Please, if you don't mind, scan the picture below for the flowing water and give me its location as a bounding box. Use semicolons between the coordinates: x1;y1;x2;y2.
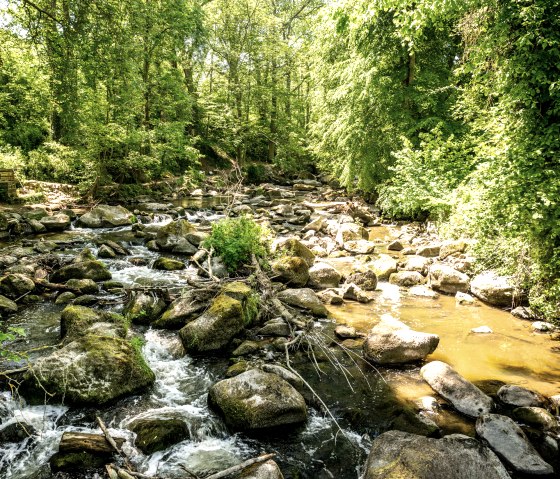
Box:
1;200;559;478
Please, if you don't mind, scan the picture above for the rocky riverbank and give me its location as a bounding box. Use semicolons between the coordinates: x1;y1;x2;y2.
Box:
0;175;559;478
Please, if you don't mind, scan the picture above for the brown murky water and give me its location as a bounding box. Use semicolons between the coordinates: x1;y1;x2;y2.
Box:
327;272;560;398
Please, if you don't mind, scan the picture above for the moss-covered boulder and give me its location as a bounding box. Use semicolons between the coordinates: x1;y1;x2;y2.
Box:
55;291;76;305
153;291;206;329
123;292;166;325
22;334;155;405
155;219;198;254
222;281;252;301
0;273;35;299
271;256;309;287
179;294;247;353
0;294;18;315
239;460;285;479
76;205;134;228
65;278;100;295
51;260;112;283
153;257;185;271
208;369;307;431
60;305;127;340
129;417;189;454
273;237;315;266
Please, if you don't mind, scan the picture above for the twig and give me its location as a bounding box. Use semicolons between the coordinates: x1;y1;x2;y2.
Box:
203;453;276;479
96;416;125;457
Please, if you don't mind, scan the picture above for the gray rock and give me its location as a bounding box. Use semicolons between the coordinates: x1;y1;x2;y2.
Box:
363;430;511;479
429;264;469;294
497;384;547;408
239;460;284;479
456;292;477;305
401;255;432;276
346;269;378;291
155;219;199;254
417;244;441;257
370;255;398;281
387;240;404;251
258;318;290;337
51;260;111;283
208;369;307;431
470;271;515;307
341;283;372;303
308;262;342;289
511;306;535;320
97;244;116;258
0;294;18;314
77;205;134;228
40;214;71;232
532;321;556;332
65;279;99;295
471;326;493;334
409;285;439;298
364;319;439;364
276;288;328;317
512;407;557;430
389;271;425;287
28;219;47;233
153;291;205;329
421;361;493;417
272;237;315;266
335;223;368;245
439;239;467;259
344;239;375;254
123;292;166;325
476;413;553;475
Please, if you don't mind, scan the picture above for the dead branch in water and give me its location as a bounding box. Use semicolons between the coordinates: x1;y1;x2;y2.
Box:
203;453;276;479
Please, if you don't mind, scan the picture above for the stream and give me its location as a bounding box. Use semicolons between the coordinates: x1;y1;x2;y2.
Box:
1;187;559;479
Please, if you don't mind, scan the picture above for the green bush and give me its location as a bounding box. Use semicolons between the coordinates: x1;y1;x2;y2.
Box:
204;216;270;272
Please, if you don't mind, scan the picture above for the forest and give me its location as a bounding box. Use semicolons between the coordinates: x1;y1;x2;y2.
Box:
0;0;559;317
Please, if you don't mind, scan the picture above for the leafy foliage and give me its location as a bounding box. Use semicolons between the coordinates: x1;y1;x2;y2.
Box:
204;216;270;272
0;327;26;361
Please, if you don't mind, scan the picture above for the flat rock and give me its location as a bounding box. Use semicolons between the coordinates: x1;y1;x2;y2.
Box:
276;288;328;317
363;430;511;479
420;361;493;417
476;413;553;475
76;205;134;228
497;384;547;408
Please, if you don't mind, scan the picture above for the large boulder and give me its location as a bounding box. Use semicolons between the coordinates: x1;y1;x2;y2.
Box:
155;219;199;254
429;264;470;295
470;271;515;307
179;294;247;353
271;256;309;287
208;369;307;431
0;273;35;299
420;361;493;418
40;214;71;232
308;262;342;289
123;292;167;325
76;205;134;228
497;384;547;408
22;334;155;405
363;318;439;364
476;413;553;475
401;256;432;276
153;257;185;271
363;430;511;479
512;407;557;430
51;260;111;283
153;291;205;329
276;288;328;317
273;237;315;266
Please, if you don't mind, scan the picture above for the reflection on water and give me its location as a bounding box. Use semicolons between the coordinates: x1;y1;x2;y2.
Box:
328;282;560;397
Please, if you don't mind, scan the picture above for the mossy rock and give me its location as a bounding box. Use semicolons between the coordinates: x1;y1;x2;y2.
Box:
60;305;126;340
76;205;134;228
50;451;110;472
0;273;35;299
51;260;112;283
153;257;186;271
208;369;308;431
66;279;99;295
123;292;166;325
271;256;309;287
222;281;252;301
155;219;198;253
276;238;315;267
0;294;18;314
129;418;189;455
22;333;155;405
179;294;245;353
153;291;205;329
55;291;76;305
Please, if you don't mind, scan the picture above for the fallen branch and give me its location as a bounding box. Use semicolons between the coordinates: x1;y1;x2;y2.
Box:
96;416;125;457
203;453;276;479
35;278;81;293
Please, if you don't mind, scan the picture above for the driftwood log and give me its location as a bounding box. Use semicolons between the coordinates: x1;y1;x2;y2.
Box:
58;431;125;455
